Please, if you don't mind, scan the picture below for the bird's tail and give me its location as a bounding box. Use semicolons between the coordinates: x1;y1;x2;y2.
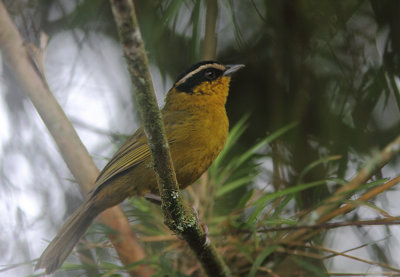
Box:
35;200;100;274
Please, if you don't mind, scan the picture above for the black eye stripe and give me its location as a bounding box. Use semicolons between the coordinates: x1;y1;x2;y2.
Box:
205;69;217;80
176;68;223;92
174;61;222;84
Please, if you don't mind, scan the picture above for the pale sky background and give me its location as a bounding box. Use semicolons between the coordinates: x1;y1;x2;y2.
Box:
0;29;171;276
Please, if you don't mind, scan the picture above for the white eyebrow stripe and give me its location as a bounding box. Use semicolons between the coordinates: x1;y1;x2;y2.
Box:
175;63;226;87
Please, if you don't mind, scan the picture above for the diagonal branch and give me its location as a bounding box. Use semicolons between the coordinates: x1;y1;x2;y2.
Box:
0;2;151;276
109;0;230;276
317;134;400;218
257;216;400;233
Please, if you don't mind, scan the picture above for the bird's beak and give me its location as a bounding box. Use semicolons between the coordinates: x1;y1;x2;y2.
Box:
223;64;245;76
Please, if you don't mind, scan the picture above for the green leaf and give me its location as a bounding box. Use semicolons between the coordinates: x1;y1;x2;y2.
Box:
215;121;297;185
388;73;400;111
123;259;150;271
60;262;89;271
238;189;254;209
88;222;118;236
342;199;392;217
162;0;185;24
252;180;327;207
231;121;298;172
248;245;279;277
245;203;267;227
215;175;255;197
332;178;388;199
262;217;297;225
272;195;294;217
99;261;123;270
234;242;254;262
246;181;327;225
327;177;348;185
211;115;248;172
129;198;151;212
226;0;246;48
291;256;329;277
297;155;342;184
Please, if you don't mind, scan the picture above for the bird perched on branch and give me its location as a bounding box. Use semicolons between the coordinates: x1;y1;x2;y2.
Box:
35;61;244;274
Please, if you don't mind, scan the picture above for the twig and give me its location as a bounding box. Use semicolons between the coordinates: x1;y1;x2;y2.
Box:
257;217;400;232
284;134;400;243
0;2;150;276
109;0;230;276
284;175;400;244
282;241;400;273
326;273;400;276
318;175;400;223
318;135;400;217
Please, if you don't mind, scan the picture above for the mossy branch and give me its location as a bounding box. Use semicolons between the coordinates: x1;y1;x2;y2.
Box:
0;1;150;276
109;0;230;276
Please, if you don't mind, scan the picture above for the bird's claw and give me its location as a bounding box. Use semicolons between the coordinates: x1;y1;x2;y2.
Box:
144;193;162;205
192;207;210;246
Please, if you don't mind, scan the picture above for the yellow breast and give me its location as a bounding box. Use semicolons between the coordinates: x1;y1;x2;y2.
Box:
163;77;230;187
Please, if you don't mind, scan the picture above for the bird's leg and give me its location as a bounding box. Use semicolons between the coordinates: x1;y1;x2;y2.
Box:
192;207;210;246
145;193;210;245
144;193;162;205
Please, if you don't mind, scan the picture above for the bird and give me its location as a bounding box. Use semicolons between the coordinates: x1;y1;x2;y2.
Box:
35;61;244;274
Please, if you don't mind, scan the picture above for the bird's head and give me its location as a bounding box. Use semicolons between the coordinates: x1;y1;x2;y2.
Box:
165;61;244;107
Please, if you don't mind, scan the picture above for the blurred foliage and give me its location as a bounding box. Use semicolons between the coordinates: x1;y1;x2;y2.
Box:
3;0;400;276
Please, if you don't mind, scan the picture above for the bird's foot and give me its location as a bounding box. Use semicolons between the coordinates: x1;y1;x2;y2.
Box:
192;207;210;246
144;193;162;205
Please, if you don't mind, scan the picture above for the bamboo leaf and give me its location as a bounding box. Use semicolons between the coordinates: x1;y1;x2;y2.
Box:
232;121;298;171
216;121;297;184
298;155;342;184
272;195;294;217
238;189;254;209
262;217;297;225
246;181;327;225
290;256;329;277
248;245;279;277
162;0;185;24
253;180;327;207
215;175;255;197
211;115;248;172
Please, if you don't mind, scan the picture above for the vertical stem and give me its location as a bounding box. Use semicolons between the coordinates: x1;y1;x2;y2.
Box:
203;0;218;60
109;0;230;276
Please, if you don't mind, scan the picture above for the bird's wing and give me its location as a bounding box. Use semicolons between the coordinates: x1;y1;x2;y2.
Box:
94;128;149;187
95;127;176;188
92;109;186;196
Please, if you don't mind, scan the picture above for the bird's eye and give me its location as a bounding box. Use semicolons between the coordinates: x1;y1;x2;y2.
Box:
204;69;216;80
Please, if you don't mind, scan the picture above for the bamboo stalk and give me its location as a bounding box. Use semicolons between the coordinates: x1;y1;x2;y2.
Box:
202;0;218;60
